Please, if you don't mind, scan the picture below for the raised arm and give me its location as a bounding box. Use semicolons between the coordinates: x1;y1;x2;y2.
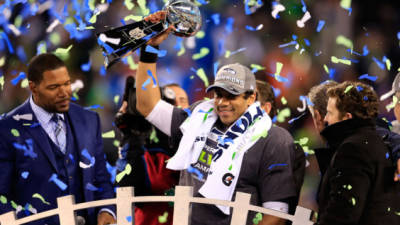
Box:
136;11;173;117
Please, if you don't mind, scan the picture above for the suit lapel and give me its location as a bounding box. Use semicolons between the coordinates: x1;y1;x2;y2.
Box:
20;101;59;173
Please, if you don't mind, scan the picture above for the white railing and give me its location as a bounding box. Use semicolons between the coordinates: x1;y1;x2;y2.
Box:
0;186;314;225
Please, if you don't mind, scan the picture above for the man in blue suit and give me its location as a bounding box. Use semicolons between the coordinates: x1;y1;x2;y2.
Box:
0;53;116;225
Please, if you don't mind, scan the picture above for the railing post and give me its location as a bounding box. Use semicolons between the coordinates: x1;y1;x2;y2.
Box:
172;186;193;225
230;192;251;225
0;211;18;225
57;195;77;225
292;206;313;225
116;186;134;225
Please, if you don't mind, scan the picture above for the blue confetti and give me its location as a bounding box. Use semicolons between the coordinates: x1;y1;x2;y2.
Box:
48;173;68;191
211;13;220;25
271;86;281;97
292;34;298;40
86;182;102;192
288;112;306;124
69;154;75;164
30;123;40;128
106;161;116;183
363;96;368;101
268;163;287;170
329;68;336;79
84;104;104;110
358;74;377;81
13;139;37;159
147;70;157;87
187;165;203;180
21;171;29;179
397;32;400;40
346;49;361;56
225;17;234;34
386;152;390;159
304;39;311;46
145;45;167;57
126;216;132;222
17;46;27;62
316;20;325;32
100;66;106;76
356;85;364;92
244;0;252;15
278;41;297;48
80;60;91;72
174;37;183;50
362;45;369;56
268;73;289;83
81;149;95;165
11;72;26;86
301;0;307;13
183;108;192;117
213;61;219;77
97;38;114;54
372;57;385;70
0;32;14;53
141;78;151;90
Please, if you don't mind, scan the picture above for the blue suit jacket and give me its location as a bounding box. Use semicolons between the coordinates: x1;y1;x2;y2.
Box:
0;100;115;224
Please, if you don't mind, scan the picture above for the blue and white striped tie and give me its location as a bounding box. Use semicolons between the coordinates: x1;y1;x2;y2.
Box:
52;114;66;154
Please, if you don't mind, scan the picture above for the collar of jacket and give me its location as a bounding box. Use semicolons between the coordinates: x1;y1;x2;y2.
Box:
320;118;376;150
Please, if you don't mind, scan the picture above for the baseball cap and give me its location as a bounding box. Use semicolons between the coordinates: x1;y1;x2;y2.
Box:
380;72;400;101
206;63;256;95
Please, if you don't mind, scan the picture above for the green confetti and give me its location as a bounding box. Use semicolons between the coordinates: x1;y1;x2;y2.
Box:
114;95;120;105
386;58;392;71
192;47;210;60
196;68;209;87
395;211;400;216
124;15;143;22
102;130;115;138
0;56;5;67
53;45;73;59
195;30;205;39
340;0;352;9
11;129;20;137
11;200;18;209
250;64;265;71
251;129;268;142
224;50;231;58
158;212;168;223
232;152;236;159
0;76;4;91
344;85;353;93
37;41;47;54
72;92;79;101
150;127;159;143
21;78;29;88
138;0;149;15
276;108;291;123
127;55;138;70
323;64;329;74
275;62;283;76
386;96;398;112
124;0;135;10
88;0;96;10
0;195;7;204
113;140;120;147
281;96;287;105
49;33;61;46
89;11;101;24
253;212;263;225
343;184;352;190
202;108;214;122
336;35;353;50
302;146;315;155
32;193;50;205
331;56;351;65
351;197;356;206
295;137;309;146
228;164;232;171
14;15;23;28
177;42;185;56
116;163;132;183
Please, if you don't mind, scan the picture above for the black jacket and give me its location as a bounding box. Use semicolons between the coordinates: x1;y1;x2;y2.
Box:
316;118;400;225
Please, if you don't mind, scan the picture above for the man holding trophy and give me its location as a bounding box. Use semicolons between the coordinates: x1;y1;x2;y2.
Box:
98;1;297;224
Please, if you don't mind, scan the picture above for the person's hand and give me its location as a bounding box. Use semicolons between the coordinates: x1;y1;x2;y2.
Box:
144;11;174;46
394;159;400;182
97;211;116;225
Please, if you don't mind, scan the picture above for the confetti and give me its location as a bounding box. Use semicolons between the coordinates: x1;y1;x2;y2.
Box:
386;96;398;112
0;195;7;204
11;129;20;137
32;193;50;205
53;45;73;58
331;56;351;65
316;20;325;32
245;24;263;31
276;108;291;123
0;31;14;53
271;1;285;19
80;149;96;169
102;130;115;138
48;174;68;191
288;112;307;124
211;13;220;25
297;11;311;28
116;163;132;183
281;97;287;105
21;171;29;179
195;30;205;39
358;74;377;82
11;72;26;86
344;85;353;93
187;165;203;180
81;60;91;72
251;129;268;141
124;0;135;10
336;35;353;50
86;182;102;191
158;212;168;223
13;139;37;159
145;45;167;57
196;68;209;87
268;163;287;170
149;128;159;143
192;47;210;60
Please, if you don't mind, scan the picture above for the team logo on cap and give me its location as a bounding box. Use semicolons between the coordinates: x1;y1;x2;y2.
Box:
223;68;237;75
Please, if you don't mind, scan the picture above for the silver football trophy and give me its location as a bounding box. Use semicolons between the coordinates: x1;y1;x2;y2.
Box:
97;0;202;68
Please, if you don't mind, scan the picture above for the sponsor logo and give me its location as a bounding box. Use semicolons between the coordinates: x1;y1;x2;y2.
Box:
222;173;235;186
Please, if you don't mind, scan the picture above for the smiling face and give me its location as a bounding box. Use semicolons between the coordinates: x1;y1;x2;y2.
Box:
29;66;72;113
214;88;256;126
